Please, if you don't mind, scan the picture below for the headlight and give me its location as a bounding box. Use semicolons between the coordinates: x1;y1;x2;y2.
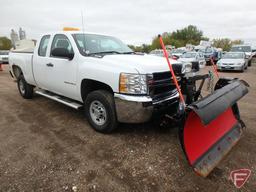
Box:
182;63;192;73
237;62;245;66
119;73;149;95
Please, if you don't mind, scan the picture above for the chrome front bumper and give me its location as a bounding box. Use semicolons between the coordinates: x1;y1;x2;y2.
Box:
114;92;179;123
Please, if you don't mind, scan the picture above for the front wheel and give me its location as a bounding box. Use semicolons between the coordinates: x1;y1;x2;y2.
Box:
85;90;118;133
17;75;34;99
240;65;245;73
248;60;252;67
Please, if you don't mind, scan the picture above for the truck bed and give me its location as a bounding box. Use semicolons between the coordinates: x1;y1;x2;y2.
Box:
9;51;36;86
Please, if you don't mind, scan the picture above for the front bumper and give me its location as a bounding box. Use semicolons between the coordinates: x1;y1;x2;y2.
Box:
217;65;244;71
0;57;9;64
114;92;179;123
0;61;8;64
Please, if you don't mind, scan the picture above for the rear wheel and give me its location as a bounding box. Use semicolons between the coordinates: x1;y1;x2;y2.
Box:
85;90;118;133
17;75;34;99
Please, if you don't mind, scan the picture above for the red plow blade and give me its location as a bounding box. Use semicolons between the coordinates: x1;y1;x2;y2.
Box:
183;107;243;177
180;80;248;177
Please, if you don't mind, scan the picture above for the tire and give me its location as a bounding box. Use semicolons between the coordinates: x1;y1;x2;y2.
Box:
248;60;251;67
240;66;245;73
85;90;118;133
17;75;34;99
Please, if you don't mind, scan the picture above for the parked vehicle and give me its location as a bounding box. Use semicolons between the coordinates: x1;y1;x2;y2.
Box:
178;51;206;68
149;49;164;57
149;49;176;59
231;45;253;66
0;50;9;64
199;47;218;64
217;52;248;72
171;49;186;59
252;46;256;57
9;31;249;177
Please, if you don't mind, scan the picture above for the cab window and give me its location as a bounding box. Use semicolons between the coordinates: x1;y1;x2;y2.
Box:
38;35;50;56
50;34;74;57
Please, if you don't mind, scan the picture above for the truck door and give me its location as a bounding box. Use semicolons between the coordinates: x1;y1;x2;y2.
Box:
33;34;52;90
45;34;78;100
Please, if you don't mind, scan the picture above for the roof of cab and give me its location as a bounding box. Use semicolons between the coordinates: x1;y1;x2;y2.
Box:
41;31;113;37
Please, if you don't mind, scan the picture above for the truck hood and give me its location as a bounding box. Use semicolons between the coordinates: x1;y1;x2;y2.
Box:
99;54;183;74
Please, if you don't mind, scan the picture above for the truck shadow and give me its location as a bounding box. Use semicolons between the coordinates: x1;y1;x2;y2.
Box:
32;93;179;138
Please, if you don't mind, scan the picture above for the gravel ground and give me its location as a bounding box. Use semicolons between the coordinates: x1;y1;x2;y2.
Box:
0;62;255;192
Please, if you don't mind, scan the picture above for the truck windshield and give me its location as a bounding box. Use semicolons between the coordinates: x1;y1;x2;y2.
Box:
72;34;133;56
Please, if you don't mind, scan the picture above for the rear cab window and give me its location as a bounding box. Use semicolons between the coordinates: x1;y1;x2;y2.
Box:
38;35;50;56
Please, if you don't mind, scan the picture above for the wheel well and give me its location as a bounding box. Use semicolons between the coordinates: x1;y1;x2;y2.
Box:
12;65;23;79
81;79;114;101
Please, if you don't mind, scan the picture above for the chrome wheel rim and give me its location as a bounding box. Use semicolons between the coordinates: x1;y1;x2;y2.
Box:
19;80;25;95
89;100;107;126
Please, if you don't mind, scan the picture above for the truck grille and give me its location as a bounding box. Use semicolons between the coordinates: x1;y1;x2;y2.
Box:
149;71;181;103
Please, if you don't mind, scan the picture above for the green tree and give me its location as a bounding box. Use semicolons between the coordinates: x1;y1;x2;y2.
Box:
213;38;232;51
150;25;206;50
171;25;203;46
212;38;244;51
0;37;12;50
128;44;152;53
231;39;244;46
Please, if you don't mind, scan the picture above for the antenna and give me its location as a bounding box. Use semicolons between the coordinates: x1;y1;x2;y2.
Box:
81;10;87;54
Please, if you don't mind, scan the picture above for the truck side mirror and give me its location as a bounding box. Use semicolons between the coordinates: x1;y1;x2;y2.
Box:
51;48;74;60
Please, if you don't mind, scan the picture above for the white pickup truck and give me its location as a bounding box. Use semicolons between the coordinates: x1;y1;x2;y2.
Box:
9;31;192;133
9;31;249;177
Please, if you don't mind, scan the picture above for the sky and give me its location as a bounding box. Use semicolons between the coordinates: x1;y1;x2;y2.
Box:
0;0;256;45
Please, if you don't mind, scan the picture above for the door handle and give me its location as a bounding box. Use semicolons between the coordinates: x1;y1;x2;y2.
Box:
46;63;54;67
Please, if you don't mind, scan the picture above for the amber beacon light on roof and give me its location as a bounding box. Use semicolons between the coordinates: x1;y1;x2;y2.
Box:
63;27;80;31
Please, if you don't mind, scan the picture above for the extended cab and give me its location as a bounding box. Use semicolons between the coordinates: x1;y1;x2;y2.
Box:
9;31;192;133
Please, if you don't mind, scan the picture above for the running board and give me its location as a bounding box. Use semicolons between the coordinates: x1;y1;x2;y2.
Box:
35;90;83;110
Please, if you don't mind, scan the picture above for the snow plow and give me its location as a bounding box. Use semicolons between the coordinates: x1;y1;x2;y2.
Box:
159;35;249;177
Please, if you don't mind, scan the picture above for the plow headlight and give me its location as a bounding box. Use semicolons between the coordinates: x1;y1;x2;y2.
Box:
119;73;148;95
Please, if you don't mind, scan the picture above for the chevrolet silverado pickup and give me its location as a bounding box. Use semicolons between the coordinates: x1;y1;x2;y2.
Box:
9;31;191;133
9;31;249;177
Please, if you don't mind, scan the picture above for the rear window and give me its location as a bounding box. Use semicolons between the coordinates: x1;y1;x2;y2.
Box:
231;46;252;52
38;35;50;56
222;52;244;59
181;52;197;58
